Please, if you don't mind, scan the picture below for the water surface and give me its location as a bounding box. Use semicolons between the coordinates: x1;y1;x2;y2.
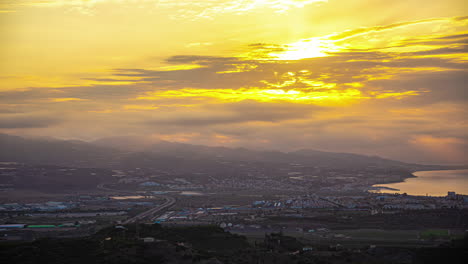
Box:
110;195;154;200
372;169;468;196
180;191;204;196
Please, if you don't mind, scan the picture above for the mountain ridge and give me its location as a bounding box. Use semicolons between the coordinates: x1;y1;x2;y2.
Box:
0;133;462;170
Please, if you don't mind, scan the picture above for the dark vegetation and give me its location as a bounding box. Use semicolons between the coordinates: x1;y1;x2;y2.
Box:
269;209;468;229
1;224;467;264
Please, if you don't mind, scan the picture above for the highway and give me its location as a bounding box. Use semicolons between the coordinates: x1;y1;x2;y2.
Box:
97;182;176;224
122;195;176;224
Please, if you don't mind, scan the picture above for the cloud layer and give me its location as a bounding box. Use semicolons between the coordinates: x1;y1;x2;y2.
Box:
1;1;467;164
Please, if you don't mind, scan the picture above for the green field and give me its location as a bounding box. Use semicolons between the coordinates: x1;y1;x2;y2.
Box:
419;229;461;240
337;229;419;240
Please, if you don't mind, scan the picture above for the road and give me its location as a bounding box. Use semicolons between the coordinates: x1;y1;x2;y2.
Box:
122;195;176;224
97;182;176;224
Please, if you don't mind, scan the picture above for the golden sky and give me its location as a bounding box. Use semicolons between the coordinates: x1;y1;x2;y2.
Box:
0;0;467;164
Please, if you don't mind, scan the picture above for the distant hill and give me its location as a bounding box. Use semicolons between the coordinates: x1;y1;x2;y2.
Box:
0;133;455;170
289;149;408;167
0;133;119;168
94;135;416;169
92;136;155;151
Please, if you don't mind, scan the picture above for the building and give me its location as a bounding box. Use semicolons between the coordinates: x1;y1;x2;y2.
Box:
142;237;155;243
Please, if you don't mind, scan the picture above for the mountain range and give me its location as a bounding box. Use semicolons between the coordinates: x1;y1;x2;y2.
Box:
0;133;458;171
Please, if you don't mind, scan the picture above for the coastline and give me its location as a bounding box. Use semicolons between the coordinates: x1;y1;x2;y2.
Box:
370;169;468;196
368;165;468;193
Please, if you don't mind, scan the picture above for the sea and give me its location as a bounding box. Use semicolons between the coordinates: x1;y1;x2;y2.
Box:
371;169;468;196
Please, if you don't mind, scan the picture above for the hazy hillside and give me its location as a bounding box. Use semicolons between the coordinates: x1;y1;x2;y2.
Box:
0;133;451;170
94;135;417;169
0;133;119;167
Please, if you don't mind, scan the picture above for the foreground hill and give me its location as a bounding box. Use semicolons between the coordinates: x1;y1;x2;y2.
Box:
1;224;466;264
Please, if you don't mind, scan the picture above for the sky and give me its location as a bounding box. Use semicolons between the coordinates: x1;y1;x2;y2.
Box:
0;0;467;164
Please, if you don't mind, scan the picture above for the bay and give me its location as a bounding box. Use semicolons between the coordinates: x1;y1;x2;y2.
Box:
371;169;468;196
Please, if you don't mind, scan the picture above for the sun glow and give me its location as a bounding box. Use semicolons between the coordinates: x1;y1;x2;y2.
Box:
135;87;421;106
268;37;342;60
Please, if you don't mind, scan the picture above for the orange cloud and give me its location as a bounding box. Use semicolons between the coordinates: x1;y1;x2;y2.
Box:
50;98;87;102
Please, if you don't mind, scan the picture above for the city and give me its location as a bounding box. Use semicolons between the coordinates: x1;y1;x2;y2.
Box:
1;152;466;251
